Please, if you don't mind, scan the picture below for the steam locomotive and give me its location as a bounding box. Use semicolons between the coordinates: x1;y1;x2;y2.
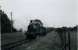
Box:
25;19;47;40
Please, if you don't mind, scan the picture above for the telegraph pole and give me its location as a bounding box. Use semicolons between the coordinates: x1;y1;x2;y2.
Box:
11;12;13;32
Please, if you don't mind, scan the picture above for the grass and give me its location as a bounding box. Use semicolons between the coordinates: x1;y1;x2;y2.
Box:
13;31;77;50
13;31;62;50
1;30;77;50
1;32;25;45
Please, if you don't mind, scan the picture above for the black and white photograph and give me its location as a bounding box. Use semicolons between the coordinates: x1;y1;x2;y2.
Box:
0;0;78;50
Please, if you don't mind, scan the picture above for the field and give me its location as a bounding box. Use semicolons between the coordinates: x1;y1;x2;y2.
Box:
1;30;78;50
1;32;25;45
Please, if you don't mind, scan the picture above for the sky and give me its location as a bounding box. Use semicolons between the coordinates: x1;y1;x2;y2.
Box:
0;0;78;31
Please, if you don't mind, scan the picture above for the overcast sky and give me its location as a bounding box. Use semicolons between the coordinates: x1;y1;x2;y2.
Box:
0;0;78;31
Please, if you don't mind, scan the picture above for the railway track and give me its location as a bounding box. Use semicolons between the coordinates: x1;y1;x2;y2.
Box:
1;39;32;50
1;31;52;50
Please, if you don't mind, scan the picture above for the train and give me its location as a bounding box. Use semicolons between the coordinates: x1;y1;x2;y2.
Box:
25;19;47;40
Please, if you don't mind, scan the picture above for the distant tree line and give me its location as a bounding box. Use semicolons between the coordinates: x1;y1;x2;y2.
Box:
0;10;17;33
56;26;78;33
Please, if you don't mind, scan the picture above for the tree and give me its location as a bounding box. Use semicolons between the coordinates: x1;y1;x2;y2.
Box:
0;10;17;33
